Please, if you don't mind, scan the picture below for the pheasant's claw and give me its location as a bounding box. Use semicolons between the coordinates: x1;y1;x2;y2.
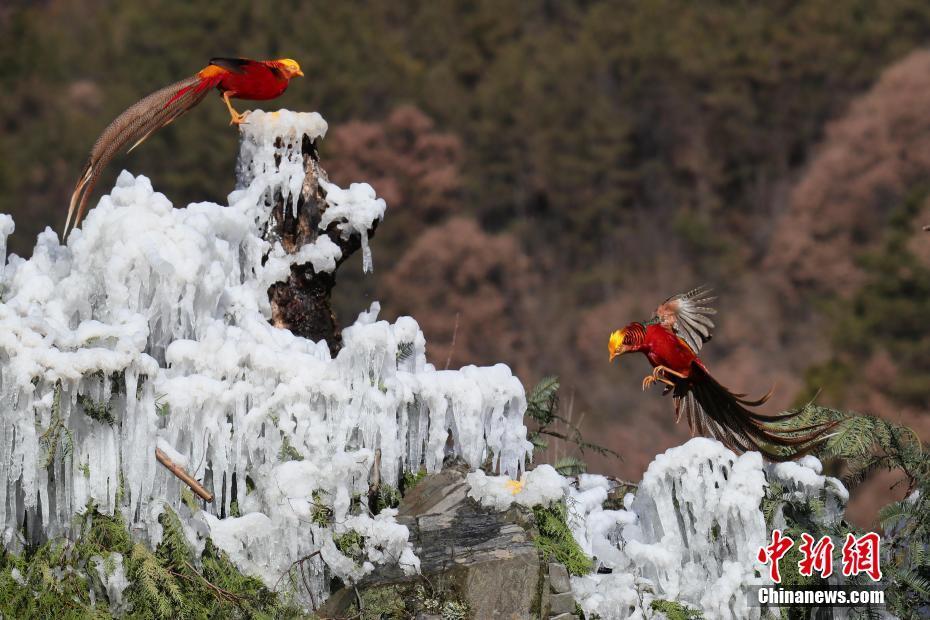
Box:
654;364;687;380
230;110;251;126
642;375;657;391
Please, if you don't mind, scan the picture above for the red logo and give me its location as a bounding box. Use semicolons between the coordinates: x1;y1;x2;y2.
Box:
757;530;883;583
798;533;834;578
841;532;882;581
757;529;794;583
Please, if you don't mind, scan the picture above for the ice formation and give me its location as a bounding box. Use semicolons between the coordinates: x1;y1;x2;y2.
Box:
465;438;848;619
564;439;848;620
0;110;531;606
91;552;130;615
466;463;568;511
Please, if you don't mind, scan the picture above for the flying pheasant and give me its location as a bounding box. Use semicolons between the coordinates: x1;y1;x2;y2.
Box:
65;57;304;237
608;286;835;461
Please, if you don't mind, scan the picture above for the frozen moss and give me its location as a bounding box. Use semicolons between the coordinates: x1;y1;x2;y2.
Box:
0;507;297;619
650;599;704;620
532;502;593;576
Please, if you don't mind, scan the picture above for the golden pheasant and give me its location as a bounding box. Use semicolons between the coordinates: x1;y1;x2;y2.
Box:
609;286;836;461
65;57;304;236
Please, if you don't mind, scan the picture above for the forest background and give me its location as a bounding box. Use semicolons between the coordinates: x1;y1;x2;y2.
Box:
3;0;930;527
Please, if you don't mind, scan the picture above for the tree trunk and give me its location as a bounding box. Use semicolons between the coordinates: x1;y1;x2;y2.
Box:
260;134;377;354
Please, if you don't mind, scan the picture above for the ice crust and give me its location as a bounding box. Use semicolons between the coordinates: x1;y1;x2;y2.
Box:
91;552;129;615
0;110;531;605
464;439;847;620
466;463;568;511
567;440;848;619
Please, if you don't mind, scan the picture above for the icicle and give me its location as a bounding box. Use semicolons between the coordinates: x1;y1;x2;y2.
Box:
0;110;532;604
319;181;385;273
0;213;13;269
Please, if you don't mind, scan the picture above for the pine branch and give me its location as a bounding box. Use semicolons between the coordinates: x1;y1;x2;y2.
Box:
554;456;587;476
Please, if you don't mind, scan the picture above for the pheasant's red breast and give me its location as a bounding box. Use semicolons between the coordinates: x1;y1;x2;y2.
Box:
643;323;697;377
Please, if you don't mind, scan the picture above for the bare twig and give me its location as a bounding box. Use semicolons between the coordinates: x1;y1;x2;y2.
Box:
443;312;460;370
370;448;381;496
273;549;321;594
608;476;639;490
167;562;244;605
192;426;208;477
299;559;316;608
155;447;214;502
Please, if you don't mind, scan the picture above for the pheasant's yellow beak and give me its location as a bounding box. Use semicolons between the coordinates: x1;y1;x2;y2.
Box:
608;329;627;362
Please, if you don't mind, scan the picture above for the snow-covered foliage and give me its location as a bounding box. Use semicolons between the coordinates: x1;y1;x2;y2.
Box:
767;455;848;529
0;110;531;605
461;439;848;619
567;438;848;620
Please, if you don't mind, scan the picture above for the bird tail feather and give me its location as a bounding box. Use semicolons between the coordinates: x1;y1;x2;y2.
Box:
65;74;215;238
678;362;838;462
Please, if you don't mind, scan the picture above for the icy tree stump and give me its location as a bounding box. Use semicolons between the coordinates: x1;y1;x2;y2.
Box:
237;113;378;354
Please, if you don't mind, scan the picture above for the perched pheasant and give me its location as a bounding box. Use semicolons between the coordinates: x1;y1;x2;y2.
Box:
65;57;304;236
608;286;835;461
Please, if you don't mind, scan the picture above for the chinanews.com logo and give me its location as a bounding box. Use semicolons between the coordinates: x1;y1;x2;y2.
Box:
749;529;886;608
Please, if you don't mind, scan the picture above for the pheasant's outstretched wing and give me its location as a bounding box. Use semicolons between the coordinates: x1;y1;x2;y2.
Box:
65;70;224;237
676;361;837;461
653;285;717;352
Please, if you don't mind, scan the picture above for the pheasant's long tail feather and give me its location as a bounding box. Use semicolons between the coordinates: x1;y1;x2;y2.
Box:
65;74;218;238
677;363;838;461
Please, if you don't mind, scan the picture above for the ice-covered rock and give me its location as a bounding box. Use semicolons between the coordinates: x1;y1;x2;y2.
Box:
625;439;769;618
0;109;531;607
566;439;851;620
466;462;568;511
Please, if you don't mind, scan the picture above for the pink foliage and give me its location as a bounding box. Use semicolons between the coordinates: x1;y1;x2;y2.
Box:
767;50;930;298
383;217;538;377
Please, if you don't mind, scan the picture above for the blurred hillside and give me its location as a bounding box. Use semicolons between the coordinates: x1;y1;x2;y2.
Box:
2;0;930;525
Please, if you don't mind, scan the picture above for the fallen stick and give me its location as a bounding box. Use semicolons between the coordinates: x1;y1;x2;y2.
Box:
155;447;214;502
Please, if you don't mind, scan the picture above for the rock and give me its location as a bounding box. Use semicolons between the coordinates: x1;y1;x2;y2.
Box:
549;592;576;615
550;615;578;620
549;562;571;593
540;576;550;619
459;548;543;618
397;460;471;517
322;460;548;619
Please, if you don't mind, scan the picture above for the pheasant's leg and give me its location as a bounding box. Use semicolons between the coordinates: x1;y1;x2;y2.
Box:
642;374;676;391
222;92;249;125
652;365;687;381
